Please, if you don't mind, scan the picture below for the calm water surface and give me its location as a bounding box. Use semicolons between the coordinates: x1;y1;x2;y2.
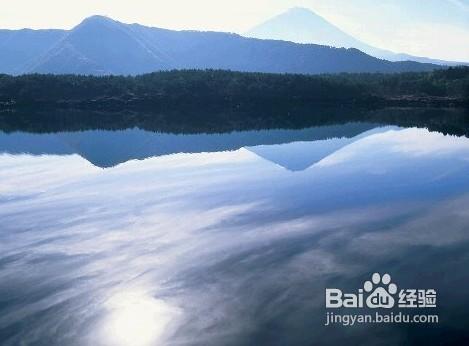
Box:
1;120;469;345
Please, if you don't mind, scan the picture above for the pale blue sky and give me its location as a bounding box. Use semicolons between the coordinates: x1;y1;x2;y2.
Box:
1;0;468;61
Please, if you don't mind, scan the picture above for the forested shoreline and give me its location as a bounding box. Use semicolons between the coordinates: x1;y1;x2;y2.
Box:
0;67;468;110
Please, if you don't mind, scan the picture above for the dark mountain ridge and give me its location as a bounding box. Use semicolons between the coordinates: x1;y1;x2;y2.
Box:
0;15;440;75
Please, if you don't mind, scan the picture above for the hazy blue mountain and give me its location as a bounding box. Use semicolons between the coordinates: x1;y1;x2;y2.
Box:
0;29;66;75
247;8;380;53
386;52;467;66
246;7;466;66
1;15;440;75
29;16;171;75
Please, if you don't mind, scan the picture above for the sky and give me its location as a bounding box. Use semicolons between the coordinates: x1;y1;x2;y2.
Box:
1;0;468;61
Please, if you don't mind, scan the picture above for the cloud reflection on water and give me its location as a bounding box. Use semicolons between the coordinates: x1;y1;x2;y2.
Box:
1;127;469;345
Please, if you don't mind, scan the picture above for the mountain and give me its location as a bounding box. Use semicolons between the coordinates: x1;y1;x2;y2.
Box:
246;7;466;66
246;8;385;55
0;29;66;74
0;15;441;75
246;126;393;171
0;124;380;168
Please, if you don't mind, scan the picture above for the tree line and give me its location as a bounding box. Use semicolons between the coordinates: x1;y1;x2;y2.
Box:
0;67;467;108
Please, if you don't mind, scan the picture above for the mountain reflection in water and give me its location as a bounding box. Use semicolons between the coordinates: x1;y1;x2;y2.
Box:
1;112;469;345
0;123;380;169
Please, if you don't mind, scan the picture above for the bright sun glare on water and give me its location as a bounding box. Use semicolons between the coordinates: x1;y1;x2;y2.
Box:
99;290;180;346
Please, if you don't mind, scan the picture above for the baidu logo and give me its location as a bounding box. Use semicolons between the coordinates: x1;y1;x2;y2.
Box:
364;273;398;308
325;273;436;309
324;273;439;326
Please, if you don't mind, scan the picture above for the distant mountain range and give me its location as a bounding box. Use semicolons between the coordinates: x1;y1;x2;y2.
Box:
0;15;442;76
0;123;380;168
246;7;467;66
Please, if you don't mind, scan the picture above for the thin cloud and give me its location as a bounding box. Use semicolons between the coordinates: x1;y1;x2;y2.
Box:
447;0;469;12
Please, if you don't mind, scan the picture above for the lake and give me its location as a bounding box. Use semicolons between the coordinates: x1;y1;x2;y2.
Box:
0;108;469;345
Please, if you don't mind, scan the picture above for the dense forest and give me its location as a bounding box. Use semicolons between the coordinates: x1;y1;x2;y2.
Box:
329;67;469;100
0;67;468;110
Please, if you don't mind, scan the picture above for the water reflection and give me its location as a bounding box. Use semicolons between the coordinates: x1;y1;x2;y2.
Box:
0;123;378;168
1;123;469;345
98;289;180;346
